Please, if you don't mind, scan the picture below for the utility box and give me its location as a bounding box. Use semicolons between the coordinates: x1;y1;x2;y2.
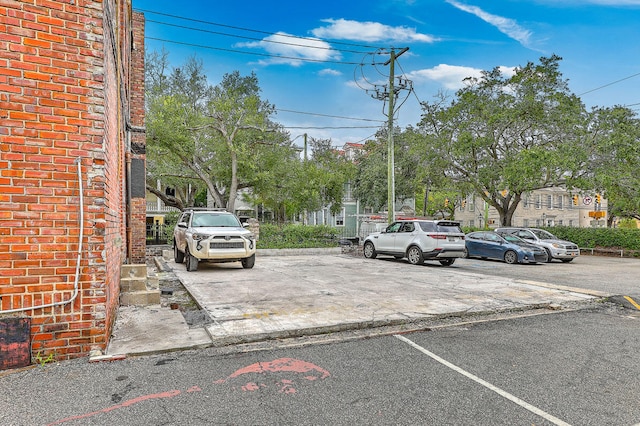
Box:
0;317;32;370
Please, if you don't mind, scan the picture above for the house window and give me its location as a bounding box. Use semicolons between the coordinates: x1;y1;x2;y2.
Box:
557;195;563;210
523;194;530;208
547;195;553;210
336;208;345;227
469;219;475;227
535;195;542;209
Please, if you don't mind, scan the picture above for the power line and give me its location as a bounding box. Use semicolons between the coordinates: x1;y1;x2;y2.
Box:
145;37;364;65
276;108;385;123
283;125;382;130
146;19;371;55
578;71;640;96
136;8;386;50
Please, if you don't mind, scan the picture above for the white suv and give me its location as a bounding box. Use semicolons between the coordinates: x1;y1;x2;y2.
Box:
363;220;466;266
173;209;256;271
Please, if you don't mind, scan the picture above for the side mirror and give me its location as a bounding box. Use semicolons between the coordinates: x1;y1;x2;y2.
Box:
177;222;188;229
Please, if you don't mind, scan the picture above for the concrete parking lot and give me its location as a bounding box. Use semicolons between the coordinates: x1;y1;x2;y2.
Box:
107;251;638;357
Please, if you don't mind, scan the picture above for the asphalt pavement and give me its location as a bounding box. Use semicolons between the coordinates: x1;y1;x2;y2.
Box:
104;249;612;360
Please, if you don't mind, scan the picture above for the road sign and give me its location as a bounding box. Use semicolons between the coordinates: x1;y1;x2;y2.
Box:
583;196;592;205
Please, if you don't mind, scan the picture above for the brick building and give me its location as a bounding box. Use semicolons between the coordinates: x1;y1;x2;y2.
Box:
0;0;146;366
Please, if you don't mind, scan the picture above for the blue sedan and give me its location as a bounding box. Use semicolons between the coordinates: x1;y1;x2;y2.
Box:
464;231;548;264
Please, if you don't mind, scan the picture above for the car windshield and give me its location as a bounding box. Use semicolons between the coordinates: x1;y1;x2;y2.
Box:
191;213;241;227
503;234;525;244
531;229;557;239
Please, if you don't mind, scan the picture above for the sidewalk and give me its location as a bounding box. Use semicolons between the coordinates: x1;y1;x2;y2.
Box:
106;250;608;358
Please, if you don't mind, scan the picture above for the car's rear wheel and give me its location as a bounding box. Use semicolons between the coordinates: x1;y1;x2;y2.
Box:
185;247;198;272
504;250;518;264
463;248;470;259
363;241;377;259
174;240;184;264
439;258;455;266
242;254;255;269
407;246;424;265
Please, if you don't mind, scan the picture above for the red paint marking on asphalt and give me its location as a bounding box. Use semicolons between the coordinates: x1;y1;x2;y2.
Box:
218;357;330;382
215;357;330;394
47;390;182;425
49;358;330;423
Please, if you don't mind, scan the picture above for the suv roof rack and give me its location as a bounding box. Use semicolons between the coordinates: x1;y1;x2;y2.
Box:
184;207;228;212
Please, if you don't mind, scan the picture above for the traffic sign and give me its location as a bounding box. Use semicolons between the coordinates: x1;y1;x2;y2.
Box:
583;196;592;205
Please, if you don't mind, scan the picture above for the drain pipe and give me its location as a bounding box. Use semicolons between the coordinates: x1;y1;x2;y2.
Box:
0;157;84;314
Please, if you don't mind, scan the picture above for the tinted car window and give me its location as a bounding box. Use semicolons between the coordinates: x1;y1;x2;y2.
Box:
418;222;436;232
401;222;415;232
436;224;462;233
386;222;402;233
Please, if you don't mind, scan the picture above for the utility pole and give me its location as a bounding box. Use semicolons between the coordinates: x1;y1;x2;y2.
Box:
384;47;409;224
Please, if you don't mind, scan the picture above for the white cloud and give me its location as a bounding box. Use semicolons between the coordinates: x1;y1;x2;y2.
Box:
318;68;342;76
406;64;483;89
446;0;533;48
406;64;516;89
236;32;340;66
311;18;438;43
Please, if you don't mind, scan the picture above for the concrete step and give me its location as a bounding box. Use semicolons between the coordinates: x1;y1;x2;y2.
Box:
120;277;148;292
121;264;147;279
120;290;161;306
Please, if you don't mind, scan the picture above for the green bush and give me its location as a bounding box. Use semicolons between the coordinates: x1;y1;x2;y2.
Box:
257;224;341;249
163;211;181;244
543;226;640;250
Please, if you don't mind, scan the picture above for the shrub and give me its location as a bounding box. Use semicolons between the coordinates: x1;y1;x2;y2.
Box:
163;211;181;244
545;226;640;250
257;224;340;249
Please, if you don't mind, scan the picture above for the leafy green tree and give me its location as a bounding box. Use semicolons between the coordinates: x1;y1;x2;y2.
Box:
586;106;640;223
353;129;420;214
145;54;293;212
416;55;589;226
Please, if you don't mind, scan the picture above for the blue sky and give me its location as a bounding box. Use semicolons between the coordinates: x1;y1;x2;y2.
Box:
134;0;640;147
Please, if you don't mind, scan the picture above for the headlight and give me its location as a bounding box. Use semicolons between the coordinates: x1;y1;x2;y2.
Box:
242;234;255;242
192;233;212;241
551;243;563;249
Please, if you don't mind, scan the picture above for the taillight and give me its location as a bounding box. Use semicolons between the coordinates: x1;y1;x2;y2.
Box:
427;234;447;239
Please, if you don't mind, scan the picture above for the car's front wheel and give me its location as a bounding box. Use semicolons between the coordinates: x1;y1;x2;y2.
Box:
242;254;255;269
185;247;198;272
363;241;377;259
439;258;455;266
544;248;553;263
407;246;424;265
504;250;518;264
174;240;184;264
561;258;574;263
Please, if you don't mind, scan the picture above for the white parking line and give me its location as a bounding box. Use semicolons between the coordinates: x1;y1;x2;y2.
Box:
395;334;572;426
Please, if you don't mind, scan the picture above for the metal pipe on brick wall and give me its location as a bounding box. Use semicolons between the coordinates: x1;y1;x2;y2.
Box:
0;158;84;314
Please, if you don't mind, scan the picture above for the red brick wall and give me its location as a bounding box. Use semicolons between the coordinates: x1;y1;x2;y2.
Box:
128;10;146;264
0;0;144;363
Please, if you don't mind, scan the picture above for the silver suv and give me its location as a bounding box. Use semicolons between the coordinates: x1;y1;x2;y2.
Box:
363;220;465;266
173;209;256;271
495;227;579;263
